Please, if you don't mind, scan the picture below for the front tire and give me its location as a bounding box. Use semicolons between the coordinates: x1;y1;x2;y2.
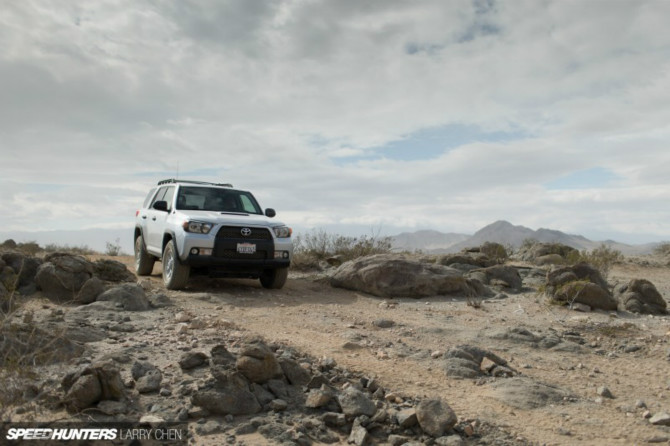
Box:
135;235;155;276
260;267;288;289
162;240;190;290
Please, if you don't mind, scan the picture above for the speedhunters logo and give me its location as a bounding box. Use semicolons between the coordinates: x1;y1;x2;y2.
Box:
2;424;187;445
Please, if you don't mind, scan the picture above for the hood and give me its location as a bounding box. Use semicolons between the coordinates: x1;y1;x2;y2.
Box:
176;210;287;228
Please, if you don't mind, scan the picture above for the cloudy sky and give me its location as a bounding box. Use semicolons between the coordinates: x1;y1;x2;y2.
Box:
1;0;669;248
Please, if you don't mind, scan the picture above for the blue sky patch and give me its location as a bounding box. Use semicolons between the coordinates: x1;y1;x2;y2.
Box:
367;124;526;162
546;167;621;190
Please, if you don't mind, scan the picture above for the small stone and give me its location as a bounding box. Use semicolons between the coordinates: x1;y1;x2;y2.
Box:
373;319;395;328
179;352;208;370
269;399;288;412
322;412;346;427
175;312;191;322
597;386;614;399
649;412;670;426
643;410;652;419
415;399;457;437
431;351;443;359
570;302;591;312
396;408;417;428
636;399;647;409
463;424;475;436
305;388;332;408
348;423;368;446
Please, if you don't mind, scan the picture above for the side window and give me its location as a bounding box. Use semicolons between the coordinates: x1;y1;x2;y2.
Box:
240;195;259;213
142;188;157;208
151;187;167;207
163;186;175;211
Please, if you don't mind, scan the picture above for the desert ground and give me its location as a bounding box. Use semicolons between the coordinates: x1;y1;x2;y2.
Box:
2;252;670;446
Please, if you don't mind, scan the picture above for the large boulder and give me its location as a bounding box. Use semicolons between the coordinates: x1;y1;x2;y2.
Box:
92;259;135;283
517;242;578;264
35;254;93;302
615;279;667;314
330;254;482;298
1;252;43;289
437;252;494;268
61;361;127;412
467;265;522;291
545;263;617;311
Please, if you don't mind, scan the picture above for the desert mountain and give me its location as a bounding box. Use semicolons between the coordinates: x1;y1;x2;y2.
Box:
394;220;658;255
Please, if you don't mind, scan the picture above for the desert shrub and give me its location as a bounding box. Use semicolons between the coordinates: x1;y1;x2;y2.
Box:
15;242;41;256
654;242;670;257
292;229;393;269
43;243;97;256
480;242;509;262
105;238;122;256
568;244;623;279
1;239;17;249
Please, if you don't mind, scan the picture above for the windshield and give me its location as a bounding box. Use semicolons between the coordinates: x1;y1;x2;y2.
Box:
176;186;262;214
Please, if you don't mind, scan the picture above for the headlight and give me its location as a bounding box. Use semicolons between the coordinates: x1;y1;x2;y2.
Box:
273;226;292;238
183;221;213;234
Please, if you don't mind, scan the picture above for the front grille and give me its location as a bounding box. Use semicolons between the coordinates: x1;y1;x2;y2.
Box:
216;226;272;240
214;249;268;260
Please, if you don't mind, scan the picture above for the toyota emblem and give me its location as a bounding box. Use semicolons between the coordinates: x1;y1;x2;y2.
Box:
241;228;252;237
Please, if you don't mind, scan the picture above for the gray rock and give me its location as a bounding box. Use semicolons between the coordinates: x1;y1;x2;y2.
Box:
649;412;670;426
388;435;411;446
76;277;105;304
615;279;668;314
179;352;208;370
373;319;395;328
36;254;93;302
337;387;376;417
546;264;617;310
322;412;347;427
435;436;465;446
467;265;522;291
92;259;135;282
1;253;42;288
597;386;614;399
330;254;484;298
191;372;261;415
279;357;311;386
416;399;457;437
269;399;288;411
348;418;369;446
211;344;236;366
136;369;162;393
131;361;158;381
490;377;574;409
236;341;282;383
305;388;333;408
396;408;418;428
250;383;275;406
64;374;102;412
96;284;150;311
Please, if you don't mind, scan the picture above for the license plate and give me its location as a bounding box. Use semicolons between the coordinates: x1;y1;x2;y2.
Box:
237;243;256;254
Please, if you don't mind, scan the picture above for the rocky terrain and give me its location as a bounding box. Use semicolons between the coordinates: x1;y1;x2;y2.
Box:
1;243;669;445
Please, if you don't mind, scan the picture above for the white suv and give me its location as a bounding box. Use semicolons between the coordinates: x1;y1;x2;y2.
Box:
134;179;293;290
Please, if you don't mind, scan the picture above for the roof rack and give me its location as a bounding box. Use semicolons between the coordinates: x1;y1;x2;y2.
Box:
157;179;233;187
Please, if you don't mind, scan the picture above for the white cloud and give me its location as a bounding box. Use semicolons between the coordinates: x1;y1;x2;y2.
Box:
1;0;669;244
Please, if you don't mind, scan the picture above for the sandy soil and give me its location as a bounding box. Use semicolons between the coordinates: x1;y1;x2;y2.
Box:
9;255;670;445
103;255;670;445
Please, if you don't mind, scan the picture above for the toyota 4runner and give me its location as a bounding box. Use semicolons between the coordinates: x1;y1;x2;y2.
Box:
134;179;293;290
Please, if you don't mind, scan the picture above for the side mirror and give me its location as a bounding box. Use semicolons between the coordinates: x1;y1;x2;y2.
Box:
153;201;169;212
265;208;276;218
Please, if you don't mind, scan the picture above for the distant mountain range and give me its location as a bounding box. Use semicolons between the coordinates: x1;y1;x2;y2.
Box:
0;220;661;257
391;220;660;255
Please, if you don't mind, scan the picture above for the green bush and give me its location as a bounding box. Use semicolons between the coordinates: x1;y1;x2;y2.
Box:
292;229;393;269
569;244;623;279
44;243;97;256
105;238;122;256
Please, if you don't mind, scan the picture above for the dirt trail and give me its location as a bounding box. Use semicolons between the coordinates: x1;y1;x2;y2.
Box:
118;257;670;445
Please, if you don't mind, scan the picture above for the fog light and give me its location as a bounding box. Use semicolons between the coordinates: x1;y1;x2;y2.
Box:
274;251;289;259
200;248;212;256
190;248;199;255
